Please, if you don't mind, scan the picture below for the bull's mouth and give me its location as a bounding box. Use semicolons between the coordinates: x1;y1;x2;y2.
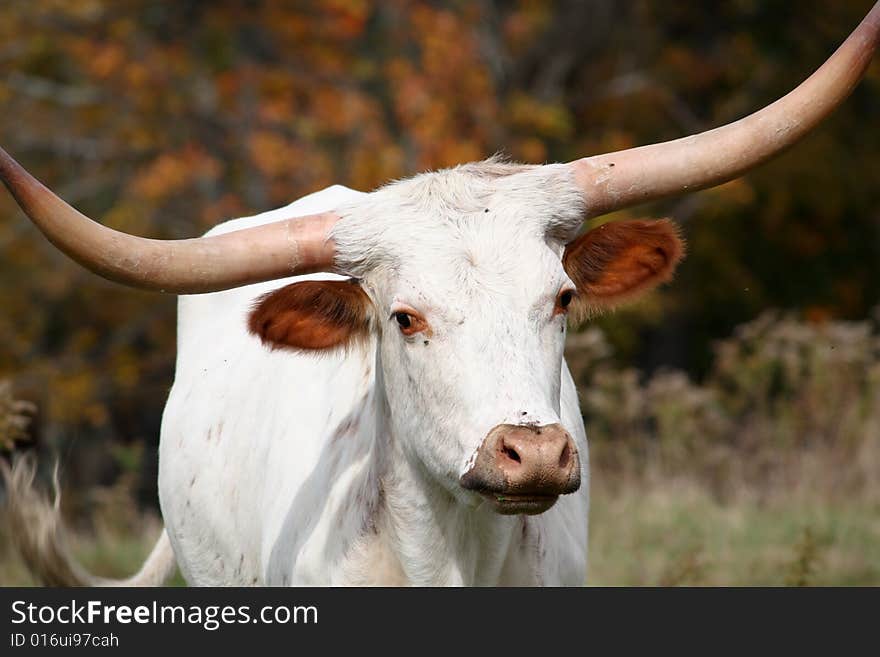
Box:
478;491;559;515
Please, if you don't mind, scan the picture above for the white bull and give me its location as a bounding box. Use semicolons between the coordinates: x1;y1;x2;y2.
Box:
162;167;599;586
6;162;685;586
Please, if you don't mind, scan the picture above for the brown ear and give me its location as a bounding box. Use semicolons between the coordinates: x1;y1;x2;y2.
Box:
248;279;372;351
562;219;685;319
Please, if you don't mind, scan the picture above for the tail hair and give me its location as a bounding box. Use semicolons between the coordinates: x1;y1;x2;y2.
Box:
1;453;176;586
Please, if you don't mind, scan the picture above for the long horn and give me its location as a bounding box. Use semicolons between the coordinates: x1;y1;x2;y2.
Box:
0;147;338;294
570;1;880;218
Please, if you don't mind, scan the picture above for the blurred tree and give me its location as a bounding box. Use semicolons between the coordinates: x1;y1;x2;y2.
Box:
0;1;878;499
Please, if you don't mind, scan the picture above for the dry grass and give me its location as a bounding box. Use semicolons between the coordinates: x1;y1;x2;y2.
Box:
572;310;880;586
0;379;35;452
587;462;880;586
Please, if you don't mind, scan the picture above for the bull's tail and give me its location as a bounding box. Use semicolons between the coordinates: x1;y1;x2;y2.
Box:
1;454;176;586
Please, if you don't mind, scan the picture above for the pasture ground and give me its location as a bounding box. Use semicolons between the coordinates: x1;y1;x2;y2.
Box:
1;446;876;586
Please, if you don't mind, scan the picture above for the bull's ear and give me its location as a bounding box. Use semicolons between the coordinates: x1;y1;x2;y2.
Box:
248;279;372;351
562;219;685;320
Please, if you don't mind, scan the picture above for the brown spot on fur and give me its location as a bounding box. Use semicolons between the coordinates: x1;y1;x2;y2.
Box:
563;219;685;320
248;278;372;351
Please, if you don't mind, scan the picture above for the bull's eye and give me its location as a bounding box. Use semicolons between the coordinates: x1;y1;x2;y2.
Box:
391;309;428;336
554;289;576;316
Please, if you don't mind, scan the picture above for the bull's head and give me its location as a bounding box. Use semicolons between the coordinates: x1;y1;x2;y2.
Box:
2;4;878;516
246;162;684;514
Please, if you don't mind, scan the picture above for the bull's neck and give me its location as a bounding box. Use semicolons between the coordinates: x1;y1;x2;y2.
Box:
370;354;540;586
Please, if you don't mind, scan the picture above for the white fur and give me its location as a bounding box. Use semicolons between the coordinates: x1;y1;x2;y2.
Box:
159;161;590;586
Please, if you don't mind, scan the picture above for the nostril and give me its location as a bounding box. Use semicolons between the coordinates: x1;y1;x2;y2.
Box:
501;443;521;464
558;442;571;469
